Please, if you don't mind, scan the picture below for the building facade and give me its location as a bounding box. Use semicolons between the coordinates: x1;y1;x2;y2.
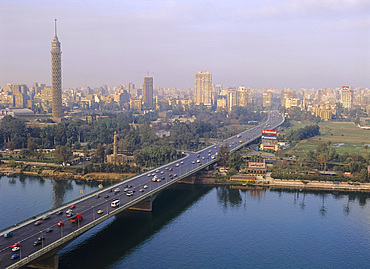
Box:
194;71;212;106
143;77;154;109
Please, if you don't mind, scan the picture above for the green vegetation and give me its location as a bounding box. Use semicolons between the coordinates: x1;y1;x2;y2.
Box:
0;106;266;169
285;121;370;157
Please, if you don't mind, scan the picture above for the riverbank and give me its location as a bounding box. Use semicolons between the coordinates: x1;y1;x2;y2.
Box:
0;165;136;181
199;172;370;192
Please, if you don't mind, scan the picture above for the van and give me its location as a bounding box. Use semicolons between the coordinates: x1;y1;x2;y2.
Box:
111;200;120;208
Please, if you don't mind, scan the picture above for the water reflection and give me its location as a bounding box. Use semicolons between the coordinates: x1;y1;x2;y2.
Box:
270;188;370;217
59;184;212;268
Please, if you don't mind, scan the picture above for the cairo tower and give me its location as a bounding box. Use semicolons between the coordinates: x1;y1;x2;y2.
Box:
51;19;62;120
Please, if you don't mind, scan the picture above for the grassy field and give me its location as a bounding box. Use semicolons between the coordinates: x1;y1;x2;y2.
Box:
285;121;370;157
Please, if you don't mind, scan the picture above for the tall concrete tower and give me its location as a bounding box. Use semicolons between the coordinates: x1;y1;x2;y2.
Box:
143;77;154;109
51;19;62;120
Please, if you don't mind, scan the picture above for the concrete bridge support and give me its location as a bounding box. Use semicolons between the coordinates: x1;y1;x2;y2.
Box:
128;195;154;211
178;175;196;184
26;254;59;269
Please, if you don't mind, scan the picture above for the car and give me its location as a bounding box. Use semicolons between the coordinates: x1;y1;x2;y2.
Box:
160;171;164;174
175;163;179;167
37;237;45;241
124;188;129;192
165;167;168;170
105;194;110;198
169;174;172;177
11;243;20;248
34;221;42;226
197;154;200;158
152;177;157;182
157;178;161;182
173;174;177;177
192;161;195;164
198;163;202;166
56;211;63;215
97;210;103;214
143;185;148;189
169;168;173;171
151;173;156;176
155;170;159;173
127;185;133;188
139;189;144;192
180;161;184;164
46;228;53;233
33;241;41;246
11;254;19;259
42;215;51;220
147;173;151;177
4;232;13;238
57;221;64;227
11;246;20;252
70;205;76;209
197;160;200;163
202;157;205;160
126;191;133;196
208;150;211;153
67;212;74;217
95;194;100;198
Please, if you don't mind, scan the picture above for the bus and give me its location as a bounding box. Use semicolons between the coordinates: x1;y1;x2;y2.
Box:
111;200;120;208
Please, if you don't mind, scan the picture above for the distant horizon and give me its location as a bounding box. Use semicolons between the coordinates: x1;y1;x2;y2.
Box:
1;0;369;89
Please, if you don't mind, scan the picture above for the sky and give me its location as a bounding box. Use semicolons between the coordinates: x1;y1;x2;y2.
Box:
0;0;369;90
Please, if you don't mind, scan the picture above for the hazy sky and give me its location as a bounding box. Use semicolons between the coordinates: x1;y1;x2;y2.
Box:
1;0;369;89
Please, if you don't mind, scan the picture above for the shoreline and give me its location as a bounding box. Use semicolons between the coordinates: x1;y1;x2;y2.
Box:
1;167;370;193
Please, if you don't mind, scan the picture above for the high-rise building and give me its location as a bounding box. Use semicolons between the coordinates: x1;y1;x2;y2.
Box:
194;71;212;106
341;86;353;109
51;19;62;120
263;92;272;107
143;77;154;109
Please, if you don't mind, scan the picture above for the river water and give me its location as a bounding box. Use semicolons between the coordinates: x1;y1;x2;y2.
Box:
1;175;370;268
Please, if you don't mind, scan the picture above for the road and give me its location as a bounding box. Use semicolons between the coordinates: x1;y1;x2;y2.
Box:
0;110;284;269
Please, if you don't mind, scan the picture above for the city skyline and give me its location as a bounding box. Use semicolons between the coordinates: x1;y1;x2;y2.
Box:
0;0;369;89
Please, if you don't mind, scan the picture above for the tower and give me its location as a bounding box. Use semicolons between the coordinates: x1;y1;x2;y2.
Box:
143;77;154;109
51;19;62;120
194;71;212;106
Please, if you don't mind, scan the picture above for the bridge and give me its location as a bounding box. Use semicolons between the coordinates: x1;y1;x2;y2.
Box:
0;110;284;269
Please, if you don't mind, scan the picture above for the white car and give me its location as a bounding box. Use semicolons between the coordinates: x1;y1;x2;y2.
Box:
12;247;20;252
143;185;148;189
176;163;179;167
42;215;50;220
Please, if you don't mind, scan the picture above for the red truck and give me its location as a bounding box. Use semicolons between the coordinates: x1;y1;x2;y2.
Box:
70;214;83;223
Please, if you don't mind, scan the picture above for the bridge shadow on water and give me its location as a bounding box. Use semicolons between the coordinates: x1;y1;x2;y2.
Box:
58;184;213;269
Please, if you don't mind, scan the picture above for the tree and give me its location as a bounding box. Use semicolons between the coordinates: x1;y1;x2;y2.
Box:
228;151;243;171
217;144;229;166
96;143;105;163
54;145;72;163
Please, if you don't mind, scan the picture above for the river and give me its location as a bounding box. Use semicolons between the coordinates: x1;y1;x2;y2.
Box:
1;175;370;268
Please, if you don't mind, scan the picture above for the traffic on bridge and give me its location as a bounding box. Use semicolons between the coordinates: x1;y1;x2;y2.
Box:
0;110;284;269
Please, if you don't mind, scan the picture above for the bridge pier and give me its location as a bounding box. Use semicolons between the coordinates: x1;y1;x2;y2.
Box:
26;254;59;269
128;195;154;211
178;175;196;184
